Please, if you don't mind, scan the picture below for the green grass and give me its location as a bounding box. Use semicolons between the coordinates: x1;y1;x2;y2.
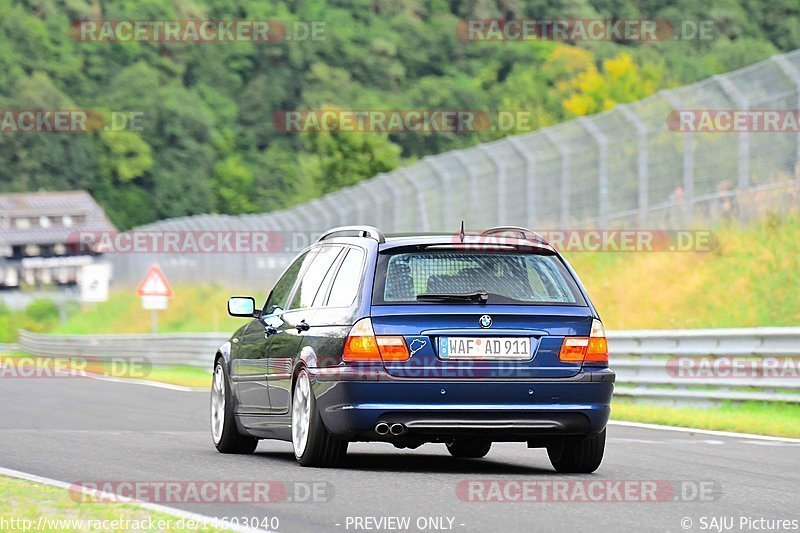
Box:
144;365;212;389
0;475;226;532
565;214;800;329
611;399;800;438
52;285;243;335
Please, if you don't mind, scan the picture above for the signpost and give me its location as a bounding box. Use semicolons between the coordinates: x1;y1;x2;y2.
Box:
79;262;112;303
137;265;173;333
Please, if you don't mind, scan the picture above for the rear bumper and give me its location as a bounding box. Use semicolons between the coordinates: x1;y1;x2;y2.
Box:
309;368;614;440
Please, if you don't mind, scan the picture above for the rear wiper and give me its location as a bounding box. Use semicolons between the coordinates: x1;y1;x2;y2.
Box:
416;291;489;303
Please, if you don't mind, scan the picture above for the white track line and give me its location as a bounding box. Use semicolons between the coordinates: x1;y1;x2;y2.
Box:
85;372;204;392
0;466;271;533
609;420;800;443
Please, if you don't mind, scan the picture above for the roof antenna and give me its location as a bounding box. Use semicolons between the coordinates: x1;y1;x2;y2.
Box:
459;220;465;242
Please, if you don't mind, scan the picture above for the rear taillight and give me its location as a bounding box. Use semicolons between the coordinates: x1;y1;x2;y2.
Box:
585;319;609;363
559;319;608;364
342;318;410;362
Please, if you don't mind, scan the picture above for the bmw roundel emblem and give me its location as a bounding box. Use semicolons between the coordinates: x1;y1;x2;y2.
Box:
479;314;493;328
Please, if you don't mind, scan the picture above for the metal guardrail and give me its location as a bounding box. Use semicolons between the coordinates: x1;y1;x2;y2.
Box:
609;328;800;404
16;330;227;368
14;328;800;403
0;343;20;354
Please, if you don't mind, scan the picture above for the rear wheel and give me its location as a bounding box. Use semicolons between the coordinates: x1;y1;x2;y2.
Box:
446;439;492;458
547;429;605;473
292;369;348;467
211;360;258;454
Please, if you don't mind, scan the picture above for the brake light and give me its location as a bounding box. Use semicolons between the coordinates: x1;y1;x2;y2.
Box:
585;319;609;363
342;318;411;362
343;318;381;361
559;319;608;364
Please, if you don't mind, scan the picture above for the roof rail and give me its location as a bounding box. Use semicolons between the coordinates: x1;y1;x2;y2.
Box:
481;226;549;245
317;225;386;243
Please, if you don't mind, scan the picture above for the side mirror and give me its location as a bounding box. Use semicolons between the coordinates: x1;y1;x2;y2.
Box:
228;296;257;318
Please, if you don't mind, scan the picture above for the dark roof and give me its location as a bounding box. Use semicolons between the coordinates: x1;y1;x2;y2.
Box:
0;191;117;246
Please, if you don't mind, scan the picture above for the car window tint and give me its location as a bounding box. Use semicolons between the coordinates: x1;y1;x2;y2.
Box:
288;246;342;310
264;251;310;314
379;251;581;304
326;248;364;307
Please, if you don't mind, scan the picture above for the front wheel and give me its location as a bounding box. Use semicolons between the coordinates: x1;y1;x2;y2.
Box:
547;429;606;473
291;369;348;467
211;360;258;454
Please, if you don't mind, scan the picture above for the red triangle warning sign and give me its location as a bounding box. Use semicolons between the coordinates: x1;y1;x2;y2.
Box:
137;265;174;298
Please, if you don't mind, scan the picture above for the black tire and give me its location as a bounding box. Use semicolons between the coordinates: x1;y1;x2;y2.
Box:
547;429;606;473
293;370;348;467
446;439;492;458
212;359;258;454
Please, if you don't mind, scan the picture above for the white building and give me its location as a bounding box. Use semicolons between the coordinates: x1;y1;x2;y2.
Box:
0;191;116;288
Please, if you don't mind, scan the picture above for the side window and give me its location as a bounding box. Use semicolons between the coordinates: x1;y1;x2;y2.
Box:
326;248;365;307
288;246;342;310
264;251;310;315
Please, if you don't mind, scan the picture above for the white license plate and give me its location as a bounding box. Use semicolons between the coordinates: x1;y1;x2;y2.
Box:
438;337;531;360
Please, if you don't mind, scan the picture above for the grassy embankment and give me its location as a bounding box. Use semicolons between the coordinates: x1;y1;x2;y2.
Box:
0;475;226;532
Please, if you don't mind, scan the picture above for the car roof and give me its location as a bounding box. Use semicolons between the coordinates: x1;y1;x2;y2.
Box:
379;234;556;253
315;226;557;254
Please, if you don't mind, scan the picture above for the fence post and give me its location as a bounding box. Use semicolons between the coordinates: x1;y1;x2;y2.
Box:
377;173;407;232
318;196;344;228
619;105;649;227
293;205;315;232
398;169;431;232
329;191;351;227
355;181;383;228
773;54;800;178
715;74;750;190
340;186;364;226
307;199;332;233
580;118;609;227
508;137;537;228
480;145;506;225
662;90;694;205
453;151;479;222
425;156;454;231
543;130;570;226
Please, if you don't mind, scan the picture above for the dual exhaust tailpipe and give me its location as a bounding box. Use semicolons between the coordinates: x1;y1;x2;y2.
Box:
375;422;406;436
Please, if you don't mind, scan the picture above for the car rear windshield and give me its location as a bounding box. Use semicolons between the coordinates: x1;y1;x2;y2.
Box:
373;250;585;305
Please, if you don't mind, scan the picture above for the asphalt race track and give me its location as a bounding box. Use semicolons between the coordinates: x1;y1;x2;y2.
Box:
2;376;799;533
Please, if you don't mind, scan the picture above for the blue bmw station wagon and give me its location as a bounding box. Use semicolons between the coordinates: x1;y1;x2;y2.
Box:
212;226;614;471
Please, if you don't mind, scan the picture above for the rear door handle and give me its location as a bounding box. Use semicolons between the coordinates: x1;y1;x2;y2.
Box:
296;320;310;333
